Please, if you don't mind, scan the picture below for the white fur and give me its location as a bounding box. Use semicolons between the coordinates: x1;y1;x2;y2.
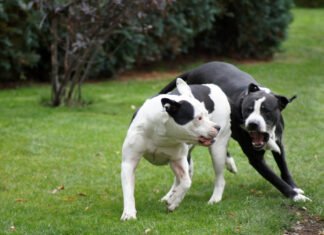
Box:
176;78;194;98
245;97;267;132
121;81;233;220
259;86;271;94
293;194;311;202
265;126;281;154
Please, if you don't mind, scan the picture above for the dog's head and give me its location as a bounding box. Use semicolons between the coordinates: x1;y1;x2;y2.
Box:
241;83;296;150
161;78;220;147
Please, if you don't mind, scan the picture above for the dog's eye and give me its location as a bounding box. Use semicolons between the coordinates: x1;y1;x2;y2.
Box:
261;106;269;113
198;116;203;121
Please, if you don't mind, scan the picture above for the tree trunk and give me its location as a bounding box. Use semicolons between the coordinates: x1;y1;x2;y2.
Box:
50;16;60;107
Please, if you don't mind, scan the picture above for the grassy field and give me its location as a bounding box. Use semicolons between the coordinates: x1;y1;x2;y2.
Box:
0;8;323;234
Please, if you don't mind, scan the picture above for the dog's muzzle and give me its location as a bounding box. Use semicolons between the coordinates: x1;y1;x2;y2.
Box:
198;125;220;147
248;131;270;150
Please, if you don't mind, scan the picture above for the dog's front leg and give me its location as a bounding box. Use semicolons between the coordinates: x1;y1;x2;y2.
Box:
166;157;191;211
272;142;304;195
120;153;141;221
248;155;310;201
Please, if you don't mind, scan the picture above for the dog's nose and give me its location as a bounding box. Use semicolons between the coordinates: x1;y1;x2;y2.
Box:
214;125;221;132
247;121;259;131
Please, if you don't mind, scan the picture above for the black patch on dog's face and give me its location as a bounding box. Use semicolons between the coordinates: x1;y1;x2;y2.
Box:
170;85;214;113
161;98;194;125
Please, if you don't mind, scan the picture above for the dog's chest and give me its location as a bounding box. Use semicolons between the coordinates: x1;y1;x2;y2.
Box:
143;143;187;166
143;150;171;165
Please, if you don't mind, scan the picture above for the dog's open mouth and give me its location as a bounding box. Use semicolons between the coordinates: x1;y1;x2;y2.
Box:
249;131;269;149
198;136;215;147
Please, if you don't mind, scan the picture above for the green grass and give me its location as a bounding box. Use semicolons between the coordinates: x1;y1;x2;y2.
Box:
0;8;323;234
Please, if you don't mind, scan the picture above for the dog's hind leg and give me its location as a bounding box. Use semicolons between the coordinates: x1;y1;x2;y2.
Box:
225;152;237;174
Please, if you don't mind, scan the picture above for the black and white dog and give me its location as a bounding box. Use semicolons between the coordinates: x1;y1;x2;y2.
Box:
159;62;310;202
121;78;237;220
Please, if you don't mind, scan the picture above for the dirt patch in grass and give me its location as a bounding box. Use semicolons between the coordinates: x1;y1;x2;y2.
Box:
284;206;324;235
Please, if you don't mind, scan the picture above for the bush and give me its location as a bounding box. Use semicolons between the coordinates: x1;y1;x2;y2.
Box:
96;0;218;77
0;0;294;81
0;1;40;82
294;0;324;7
98;0;293;76
196;0;294;59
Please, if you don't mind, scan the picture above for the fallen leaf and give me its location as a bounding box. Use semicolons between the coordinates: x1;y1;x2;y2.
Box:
226;212;236;217
104;212;110;216
237;226;242;231
316;216;324;221
96;152;103;156
64;196;76;202
15;198;26;202
115;151;120;155
249;189;256;194
78;192;87;197
84;207;89;211
256;191;263;195
51;186;65;194
51;189;59;194
301;206;307;211
9;226;15;231
153;189;160;193
145;228;151;233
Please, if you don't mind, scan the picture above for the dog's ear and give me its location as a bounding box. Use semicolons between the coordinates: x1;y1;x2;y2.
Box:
248;83;260;94
276;95;297;111
161;98;181;116
176;78;194;98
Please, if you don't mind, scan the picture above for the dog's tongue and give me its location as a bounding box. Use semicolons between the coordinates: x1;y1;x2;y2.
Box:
199;137;214;147
250;132;264;145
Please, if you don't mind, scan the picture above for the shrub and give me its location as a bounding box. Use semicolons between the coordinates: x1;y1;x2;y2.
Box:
96;0;218;77
98;0;294;77
0;1;40;82
0;0;294;81
294;0;324;7
196;0;294;59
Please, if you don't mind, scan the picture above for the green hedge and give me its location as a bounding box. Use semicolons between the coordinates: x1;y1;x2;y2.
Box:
0;0;294;81
294;0;324;7
196;0;294;58
0;0;40;81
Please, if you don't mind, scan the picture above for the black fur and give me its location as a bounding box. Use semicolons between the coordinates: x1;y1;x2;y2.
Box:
170;85;214;114
159;62;300;199
161;98;194;125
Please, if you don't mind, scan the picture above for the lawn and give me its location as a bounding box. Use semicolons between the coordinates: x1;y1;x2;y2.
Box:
0;8;323;234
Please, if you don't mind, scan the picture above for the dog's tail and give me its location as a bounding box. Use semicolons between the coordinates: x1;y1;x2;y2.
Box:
159;72;190;94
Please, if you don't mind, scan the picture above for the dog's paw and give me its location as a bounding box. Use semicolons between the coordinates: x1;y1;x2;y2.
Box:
160;194;171;202
225;157;237;174
166;192;182;211
167;202;178;211
293;194;311;202
207;195;222;205
120;211;137;221
293;188;304;194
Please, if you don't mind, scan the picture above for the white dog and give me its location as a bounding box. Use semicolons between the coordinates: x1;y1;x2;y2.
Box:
121;78;236;220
